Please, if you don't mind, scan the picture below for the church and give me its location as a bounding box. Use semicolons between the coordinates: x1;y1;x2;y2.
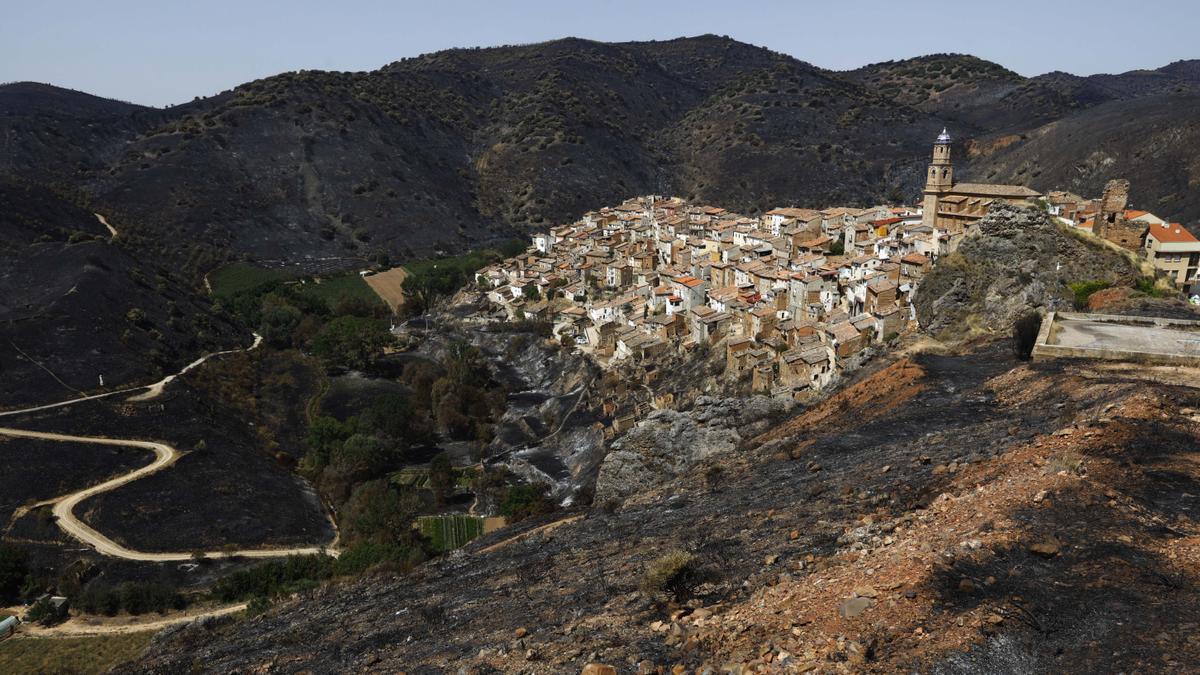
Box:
920;128;1042;231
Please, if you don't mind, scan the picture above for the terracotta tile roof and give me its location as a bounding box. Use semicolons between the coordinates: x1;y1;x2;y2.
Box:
1147;222;1199;244
948;182;1042;198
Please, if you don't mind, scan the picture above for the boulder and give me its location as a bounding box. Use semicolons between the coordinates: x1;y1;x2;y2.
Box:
594;396;793;503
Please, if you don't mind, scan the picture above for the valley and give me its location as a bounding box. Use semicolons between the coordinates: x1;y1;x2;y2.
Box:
2;28;1199;675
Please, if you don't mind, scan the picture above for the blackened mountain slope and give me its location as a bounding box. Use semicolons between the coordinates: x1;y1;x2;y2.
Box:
0;179;241;407
665;62;938;211
0;82;162;181
4;39;1200;277
967;94;1200;223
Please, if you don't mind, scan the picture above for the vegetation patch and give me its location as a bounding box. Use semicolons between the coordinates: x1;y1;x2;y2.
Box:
419;515;485;553
1068;280;1112;309
209;263;291;299
0;632;154;674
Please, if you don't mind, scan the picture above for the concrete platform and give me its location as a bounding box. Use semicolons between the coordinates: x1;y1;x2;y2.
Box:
1033;311;1200;366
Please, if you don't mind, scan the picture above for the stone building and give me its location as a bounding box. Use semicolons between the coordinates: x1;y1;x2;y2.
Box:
1092;179;1145;250
920;129;1042;232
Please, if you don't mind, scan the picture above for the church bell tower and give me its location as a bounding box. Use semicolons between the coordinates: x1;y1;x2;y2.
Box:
921;128;953;228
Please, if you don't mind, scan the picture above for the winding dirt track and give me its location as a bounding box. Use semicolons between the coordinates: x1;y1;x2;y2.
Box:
0;334;338;562
11;602;250;637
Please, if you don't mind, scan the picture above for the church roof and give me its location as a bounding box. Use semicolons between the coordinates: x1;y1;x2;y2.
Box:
949;182;1042;199
936;127;952;143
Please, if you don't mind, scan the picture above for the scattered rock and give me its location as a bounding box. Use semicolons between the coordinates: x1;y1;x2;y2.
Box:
839;596;873;619
853;586;879;599
514;627;528;638
1029;536;1061;557
581;664;618;675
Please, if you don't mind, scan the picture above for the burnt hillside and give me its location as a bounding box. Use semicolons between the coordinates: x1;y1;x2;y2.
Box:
3;38;1198;275
0;178;242;407
125;342;1200;673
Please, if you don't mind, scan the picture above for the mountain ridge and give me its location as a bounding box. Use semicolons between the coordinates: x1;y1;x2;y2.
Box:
2;37;1198;278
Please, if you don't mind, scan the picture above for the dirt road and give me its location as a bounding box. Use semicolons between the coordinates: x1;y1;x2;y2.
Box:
0;427;336;562
0;332;337;562
11;603;249;638
95;213;117;239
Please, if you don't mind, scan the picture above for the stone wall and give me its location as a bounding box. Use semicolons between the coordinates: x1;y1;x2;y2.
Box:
1094;179;1143;250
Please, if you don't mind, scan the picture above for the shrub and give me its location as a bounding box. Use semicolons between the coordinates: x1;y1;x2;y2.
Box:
1012;311;1042;361
498;483;555;522
1136;277;1165;297
640;550;714;602
211;554;335;602
1068;280;1111;309
311;316;393;371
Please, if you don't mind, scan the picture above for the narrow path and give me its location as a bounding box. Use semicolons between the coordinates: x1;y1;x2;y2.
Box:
95;213;117;239
474;514;583;554
0;333;337;561
13;602;249;638
0;335;262;418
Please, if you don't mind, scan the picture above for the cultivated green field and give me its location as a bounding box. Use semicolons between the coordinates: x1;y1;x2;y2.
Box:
419;515;485;552
208;263;291;299
298;274;384;311
208;263;384;313
0;632;154;674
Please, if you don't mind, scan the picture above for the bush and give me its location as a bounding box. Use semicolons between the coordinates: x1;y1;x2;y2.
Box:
1012;311;1042;361
1136;277;1166;297
333;541;420;576
211;555;335;603
640;550;713;602
1068;280;1111;309
311;316;394;371
498;483;555;522
76;581;183;616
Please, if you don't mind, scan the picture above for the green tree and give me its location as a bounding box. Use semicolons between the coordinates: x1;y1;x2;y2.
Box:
343;480;421;545
499;483;555;522
311;316;393;371
332;433;392;477
302;416;355;471
258;297;302;348
429;453;455;507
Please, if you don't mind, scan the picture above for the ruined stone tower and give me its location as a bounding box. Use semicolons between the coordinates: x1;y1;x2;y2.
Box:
920;128;954;229
1093;179;1142;250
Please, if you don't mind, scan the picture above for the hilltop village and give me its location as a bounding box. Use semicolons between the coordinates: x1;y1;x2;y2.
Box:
476;195;926;400
470;131;1199;400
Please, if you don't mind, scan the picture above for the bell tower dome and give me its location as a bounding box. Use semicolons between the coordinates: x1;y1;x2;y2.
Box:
921;128;954;228
926;128;953;190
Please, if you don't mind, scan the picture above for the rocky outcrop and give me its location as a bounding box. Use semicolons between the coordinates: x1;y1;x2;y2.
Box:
914;204;1139;338
594;396;794;503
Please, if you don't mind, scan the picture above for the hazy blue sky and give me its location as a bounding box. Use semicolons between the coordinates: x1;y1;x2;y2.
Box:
3;0;1196;107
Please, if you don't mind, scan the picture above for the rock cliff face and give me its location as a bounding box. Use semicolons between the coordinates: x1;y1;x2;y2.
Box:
913;204;1139;338
594;395;794;503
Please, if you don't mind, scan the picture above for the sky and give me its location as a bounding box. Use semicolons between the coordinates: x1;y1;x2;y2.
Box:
3;0;1196;107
